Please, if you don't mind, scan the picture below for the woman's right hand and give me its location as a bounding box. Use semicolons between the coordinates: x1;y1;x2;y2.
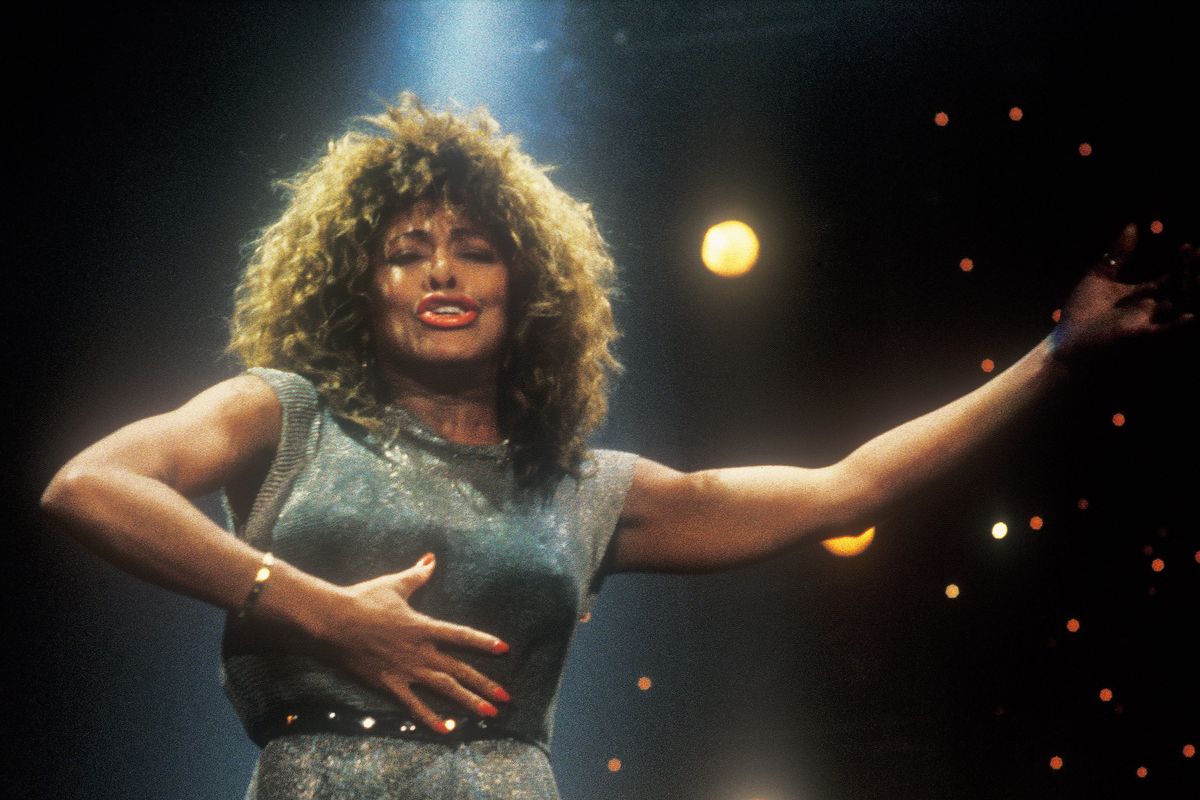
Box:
322;553;512;734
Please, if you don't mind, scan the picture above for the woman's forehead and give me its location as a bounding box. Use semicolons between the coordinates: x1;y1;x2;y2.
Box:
379;198;487;240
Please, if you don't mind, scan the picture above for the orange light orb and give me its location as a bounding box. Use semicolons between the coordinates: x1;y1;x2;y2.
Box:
1184;743;1195;758
579;611;591;623
1112;412;1126;427
1078;142;1093;157
1136;766;1148;779
821;526;876;557
1009;106;1023;121
1049;756;1064;770
1194;550;1200;564
934;111;949;127
959;257;974;272
701;220;759;277
637;676;652;691
1051;308;1062;323
1066;618;1081;633
981;358;995;373
1149;219;1164;234
607;758;622;773
1151;558;1165;573
945;583;960;599
1099;688;1113;702
1030;516;1044;531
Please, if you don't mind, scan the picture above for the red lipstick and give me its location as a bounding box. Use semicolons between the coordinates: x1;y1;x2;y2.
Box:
416;293;480;328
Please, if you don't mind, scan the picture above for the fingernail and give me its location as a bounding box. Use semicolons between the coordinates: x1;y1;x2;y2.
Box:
491;686;512;703
419;553;435;567
477;701;499;717
491;639;510;655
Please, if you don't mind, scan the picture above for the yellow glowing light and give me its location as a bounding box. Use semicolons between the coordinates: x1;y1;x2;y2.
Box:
607;758;622;773
821;526;876;557
1051;308;1062;323
981;358;995;373
1030;516;1044;531
1099;688;1113;702
637;676;652;691
1078;142;1093;157
1184;743;1195;758
1136;766;1148;779
991;522;1008;540
945;583;960;599
934;111;949;127
1112;412;1126;427
443;718;456;732
1049;755;1063;770
701;220;759;277
959;257;974;272
579;611;591;623
1009;106;1023;121
1066;618;1081;633
1150;219;1164;234
1151;558;1165;573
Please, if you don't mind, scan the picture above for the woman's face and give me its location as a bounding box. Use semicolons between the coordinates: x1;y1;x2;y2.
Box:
369;198;510;376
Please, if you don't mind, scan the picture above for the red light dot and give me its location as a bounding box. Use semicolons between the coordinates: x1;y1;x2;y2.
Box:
1051;308;1062;323
1149;219;1164;234
1009;106;1023;121
1099;688;1113;702
1183;744;1195;758
637;676;652;691
579;611;591;623
607;758;622;773
1029;516;1044;531
1079;142;1093;157
1049;756;1064;770
1151;558;1165;573
1194;550;1200;564
934;111;949;127
1077;498;1089;510
1136;766;1148;779
959;257;974;272
981;358;995;373
1112;412;1126;427
1066;618;1081;633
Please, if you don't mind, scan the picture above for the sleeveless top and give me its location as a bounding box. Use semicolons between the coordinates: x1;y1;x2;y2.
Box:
219;367;639;756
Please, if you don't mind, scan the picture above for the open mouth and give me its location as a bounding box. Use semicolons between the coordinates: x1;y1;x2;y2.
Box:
416;293;480;328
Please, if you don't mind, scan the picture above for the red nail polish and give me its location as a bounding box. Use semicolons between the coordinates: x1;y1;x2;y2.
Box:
419;553;435;567
491;686;511;703
491;640;509;655
477;701;498;717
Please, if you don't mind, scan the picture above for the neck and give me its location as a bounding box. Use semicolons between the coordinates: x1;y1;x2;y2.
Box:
374;358;503;445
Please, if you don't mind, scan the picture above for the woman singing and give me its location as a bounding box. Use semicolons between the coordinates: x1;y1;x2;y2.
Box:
40;94;1196;799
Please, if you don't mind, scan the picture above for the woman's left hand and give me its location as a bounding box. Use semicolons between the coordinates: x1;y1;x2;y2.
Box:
1051;223;1197;368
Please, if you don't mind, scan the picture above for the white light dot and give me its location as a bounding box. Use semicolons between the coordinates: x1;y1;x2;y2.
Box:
991;522;1009;540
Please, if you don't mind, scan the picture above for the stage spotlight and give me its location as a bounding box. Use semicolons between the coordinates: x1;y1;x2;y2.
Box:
702;220;759;277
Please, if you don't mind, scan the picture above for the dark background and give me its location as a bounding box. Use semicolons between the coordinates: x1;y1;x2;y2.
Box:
10;2;1197;798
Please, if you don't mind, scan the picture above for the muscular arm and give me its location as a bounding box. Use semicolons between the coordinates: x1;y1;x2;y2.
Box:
39;374;344;638
610;337;1067;573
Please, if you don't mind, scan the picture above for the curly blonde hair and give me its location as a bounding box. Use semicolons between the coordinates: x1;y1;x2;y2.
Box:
227;93;621;485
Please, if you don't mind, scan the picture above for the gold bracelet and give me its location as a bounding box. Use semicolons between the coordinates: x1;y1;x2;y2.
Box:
237;551;275;619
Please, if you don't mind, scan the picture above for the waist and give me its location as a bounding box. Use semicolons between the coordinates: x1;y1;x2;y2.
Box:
252;705;531;748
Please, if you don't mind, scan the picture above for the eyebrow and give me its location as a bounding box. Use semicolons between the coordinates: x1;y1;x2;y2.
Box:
385;227;492;247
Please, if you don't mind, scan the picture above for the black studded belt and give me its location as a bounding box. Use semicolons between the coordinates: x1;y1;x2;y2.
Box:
253;707;519;747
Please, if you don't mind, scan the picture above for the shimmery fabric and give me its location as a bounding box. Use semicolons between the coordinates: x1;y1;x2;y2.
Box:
221;368;639;799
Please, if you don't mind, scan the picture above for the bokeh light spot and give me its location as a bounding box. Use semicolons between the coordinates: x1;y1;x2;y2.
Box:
1009;106;1023;121
1099;688;1113;702
981;358;995;373
579;611;591;623
1077;498;1089;510
1066;618;1081;633
1051;308;1062;323
1183;743;1195;758
637;676;652;691
1078;142;1093;156
991;522;1008;540
821;526;875;557
1049;756;1063;770
959;257;974;272
934;111;949;126
1136;766;1148;779
1112;412;1126;427
1149;219;1164;234
945;583;960;599
607;758;622;773
1030;516;1044;531
1151;558;1165;573
701;220;759;277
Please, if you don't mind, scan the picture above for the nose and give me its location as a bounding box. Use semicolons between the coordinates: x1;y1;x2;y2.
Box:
426;251;457;290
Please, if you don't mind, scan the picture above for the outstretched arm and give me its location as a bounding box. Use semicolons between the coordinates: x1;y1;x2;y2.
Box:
610;225;1196;573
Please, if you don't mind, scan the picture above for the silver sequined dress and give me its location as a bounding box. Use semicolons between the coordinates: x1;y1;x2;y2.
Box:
220;368;639;799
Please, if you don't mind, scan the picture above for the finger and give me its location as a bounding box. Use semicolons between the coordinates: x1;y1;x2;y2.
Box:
391;681;454;735
417;668;500;719
430;650;512;705
1098;222;1138;279
393;553;437;599
423;616;510;655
